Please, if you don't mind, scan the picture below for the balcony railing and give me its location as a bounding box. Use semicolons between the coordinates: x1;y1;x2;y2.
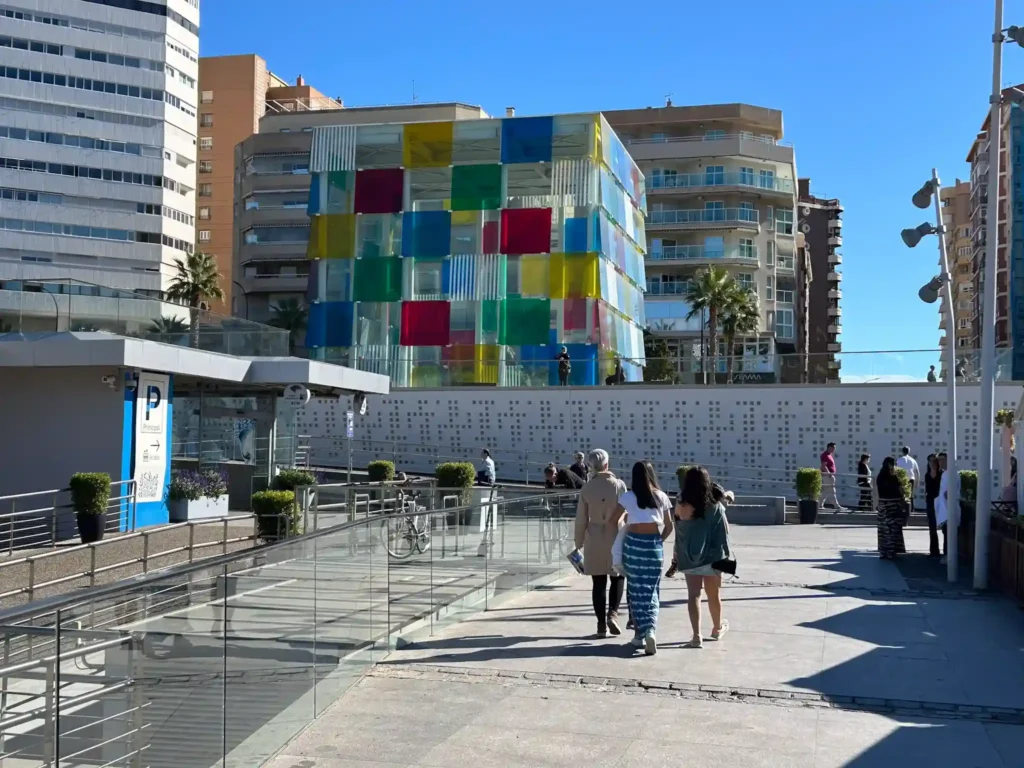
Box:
648;208;760;227
646;281;691;296
627;133;790;147
649;172;793;194
648;245;758;262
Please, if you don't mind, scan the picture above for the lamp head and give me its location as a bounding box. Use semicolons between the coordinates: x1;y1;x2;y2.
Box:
901;222;936;248
918;274;947;304
1007;25;1024;47
912;180;936;209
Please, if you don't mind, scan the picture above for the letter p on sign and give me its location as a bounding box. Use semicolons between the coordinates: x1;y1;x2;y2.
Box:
146;385;161;420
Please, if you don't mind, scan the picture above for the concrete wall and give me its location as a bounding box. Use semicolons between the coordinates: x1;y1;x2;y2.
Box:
0;368;126;496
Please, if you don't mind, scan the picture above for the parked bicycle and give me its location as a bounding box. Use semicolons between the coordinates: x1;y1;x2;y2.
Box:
380;487;431;559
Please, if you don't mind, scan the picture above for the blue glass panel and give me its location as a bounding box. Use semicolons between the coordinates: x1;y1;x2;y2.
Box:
564;216;589;253
501;116;554;164
306;172;322;216
306;301;355;348
401;210;451;258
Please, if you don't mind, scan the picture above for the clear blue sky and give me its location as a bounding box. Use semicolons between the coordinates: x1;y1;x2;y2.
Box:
200;0;1024;365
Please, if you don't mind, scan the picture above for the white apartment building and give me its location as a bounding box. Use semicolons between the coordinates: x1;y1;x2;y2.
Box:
604;103;801;383
0;0;199;309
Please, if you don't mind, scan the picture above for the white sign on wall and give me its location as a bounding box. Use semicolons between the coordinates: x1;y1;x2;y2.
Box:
134;372;169;503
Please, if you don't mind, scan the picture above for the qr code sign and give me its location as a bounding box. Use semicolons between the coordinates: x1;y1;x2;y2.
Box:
137;472;161;500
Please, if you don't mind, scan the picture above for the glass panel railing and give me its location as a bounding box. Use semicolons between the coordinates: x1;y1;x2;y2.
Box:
649;172;793;194
648;207;760;225
648;245;759;261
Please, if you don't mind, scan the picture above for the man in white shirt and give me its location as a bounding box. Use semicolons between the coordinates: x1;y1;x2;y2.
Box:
896;446;920;512
476;448;496;485
935;451;949;564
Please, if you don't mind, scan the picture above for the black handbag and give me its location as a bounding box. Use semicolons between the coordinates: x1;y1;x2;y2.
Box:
712;558;737;575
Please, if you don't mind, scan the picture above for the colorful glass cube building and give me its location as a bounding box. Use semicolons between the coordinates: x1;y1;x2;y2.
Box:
303;113;647;386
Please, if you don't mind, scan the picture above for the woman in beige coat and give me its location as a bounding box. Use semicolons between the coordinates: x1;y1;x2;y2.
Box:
573;449;627;637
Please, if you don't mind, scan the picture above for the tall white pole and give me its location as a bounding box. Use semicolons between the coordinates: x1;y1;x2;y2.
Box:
976;0;1003;589
933;169;960;582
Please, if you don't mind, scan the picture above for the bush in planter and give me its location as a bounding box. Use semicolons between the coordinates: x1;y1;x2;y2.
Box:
367;460;396;483
894;467;912;500
272;468;317;492
795;468;822;524
252;490;299;541
69;472;111;544
959;470;978;502
436;462;476;505
168;468;227;502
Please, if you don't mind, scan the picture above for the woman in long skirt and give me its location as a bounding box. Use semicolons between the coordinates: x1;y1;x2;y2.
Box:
876;457;906;559
617;461;673;655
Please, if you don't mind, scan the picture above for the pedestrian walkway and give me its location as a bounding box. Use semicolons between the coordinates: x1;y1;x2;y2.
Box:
265;524;1024;767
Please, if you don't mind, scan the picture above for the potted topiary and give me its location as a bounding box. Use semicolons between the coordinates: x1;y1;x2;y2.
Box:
436;461;476;525
272;468;317;492
959;469;978;523
252;489;299;542
367;460;396;483
894;467;912;519
168;468;229;522
795;468;822;524
69;472;111;544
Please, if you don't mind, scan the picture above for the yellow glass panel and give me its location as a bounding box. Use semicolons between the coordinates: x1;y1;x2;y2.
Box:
451;210;478;226
550;252;599;299
324;213;356;259
474;344;500;385
403;121;454;168
306;215;326;260
520;255;550;297
591;115;602;163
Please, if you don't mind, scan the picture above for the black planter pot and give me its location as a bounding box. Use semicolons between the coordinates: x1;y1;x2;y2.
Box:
798;499;819;524
77;512;106;544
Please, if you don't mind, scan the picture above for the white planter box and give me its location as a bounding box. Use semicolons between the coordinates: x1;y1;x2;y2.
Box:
169;494;229;522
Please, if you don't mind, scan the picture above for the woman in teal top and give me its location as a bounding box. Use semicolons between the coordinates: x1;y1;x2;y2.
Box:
674;466;733;649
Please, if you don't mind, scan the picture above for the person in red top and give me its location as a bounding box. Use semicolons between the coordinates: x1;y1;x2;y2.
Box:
820;442;846;513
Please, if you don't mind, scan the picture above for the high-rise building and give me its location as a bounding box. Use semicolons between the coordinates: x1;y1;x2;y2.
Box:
604;103;799;384
234;103;489;326
797;179;843;383
0;0;200;305
939;179;973;377
301;112;648;387
196;55;340;313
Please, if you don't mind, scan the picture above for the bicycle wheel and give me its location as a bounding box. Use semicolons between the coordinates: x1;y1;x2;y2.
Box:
381;518;416;559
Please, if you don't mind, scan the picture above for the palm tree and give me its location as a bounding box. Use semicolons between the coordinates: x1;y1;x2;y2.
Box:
720;288;761;382
268;299;308;355
685;266;738;384
148;315;190;345
165;251;224;348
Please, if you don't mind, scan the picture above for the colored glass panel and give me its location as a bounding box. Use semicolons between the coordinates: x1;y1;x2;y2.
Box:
564;216;589;253
354;168;404;214
400;301;451;346
501;116;554;164
306;301;355;348
306;172;322;216
519;255;549;297
353;258;401;302
500;208;552;255
451;164;502;210
323;213;356;258
501;298;550;345
325;171;355;214
481;299;501;344
401;210;451;258
403;121;454;168
306;215;326;260
550;252;599;299
356;213;402;258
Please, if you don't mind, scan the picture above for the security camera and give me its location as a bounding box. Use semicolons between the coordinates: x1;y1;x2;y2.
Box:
101;374;117;389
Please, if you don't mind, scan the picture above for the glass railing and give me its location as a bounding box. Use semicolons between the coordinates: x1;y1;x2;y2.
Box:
649;207;760;225
0;490;579;768
645;281;691;295
650;172;793;194
626;133;790;147
648;244;758;261
0;278;290;357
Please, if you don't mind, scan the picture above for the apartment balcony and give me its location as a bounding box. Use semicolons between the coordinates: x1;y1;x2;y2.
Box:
828;306;841;318
826;271;842;281
645;282;691;297
239;273;309;294
647;244;759;265
828;217;843;230
828;359;841;370
647;208;760;232
644;297;704;333
828;288;842;300
626;133;795;166
828;323;842;334
827;342;841;352
827;251;842;266
775;256;796;274
828;234;843;246
647;171;794;199
237;206;309;230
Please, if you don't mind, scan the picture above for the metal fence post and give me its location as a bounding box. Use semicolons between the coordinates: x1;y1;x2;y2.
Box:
142;531;150;574
51;491;58;548
222;517;229;555
188;522;196;563
7;497;14;555
89;546;97;588
43;661;55;767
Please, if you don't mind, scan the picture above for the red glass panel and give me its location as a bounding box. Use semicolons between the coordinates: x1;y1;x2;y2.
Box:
500;208;552;255
400;301;450;346
354;168;404;214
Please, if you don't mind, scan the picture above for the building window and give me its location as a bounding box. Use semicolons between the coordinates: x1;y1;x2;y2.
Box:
767;240;775;266
245;198;259;210
200;136;213;150
200;113;213;127
704;165;724;186
739;166;754;185
776;308;795;339
736;273;753;292
766;275;774;300
198;230;211;242
759;169;776;190
201;90;213;103
199;183;212;197
199;160;212;173
738;238;755;259
199;207;211;220
705;129;726;140
775;208;794;235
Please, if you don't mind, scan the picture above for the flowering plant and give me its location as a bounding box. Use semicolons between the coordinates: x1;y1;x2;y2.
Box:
168;469;228;501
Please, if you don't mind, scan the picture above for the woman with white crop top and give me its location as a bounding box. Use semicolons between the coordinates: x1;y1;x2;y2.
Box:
616;461;674;656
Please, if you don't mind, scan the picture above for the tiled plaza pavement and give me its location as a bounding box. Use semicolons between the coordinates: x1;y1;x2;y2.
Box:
267;523;1024;767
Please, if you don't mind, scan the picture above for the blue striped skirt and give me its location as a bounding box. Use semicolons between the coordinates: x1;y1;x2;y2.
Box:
622;532;663;637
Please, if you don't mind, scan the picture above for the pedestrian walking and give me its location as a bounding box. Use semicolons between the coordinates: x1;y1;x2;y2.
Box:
820;442;846;512
666;482;732;578
544;462;584;490
896;446;920;512
927;365;937;383
924;453;942;557
857;454;872;511
935;451;950;564
555;346;571;386
568;451;588;482
616;461;673;655
572;449;627;638
675;467;734;649
876;457;907;559
476;448;495;485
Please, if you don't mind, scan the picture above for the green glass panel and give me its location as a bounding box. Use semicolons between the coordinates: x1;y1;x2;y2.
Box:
353;258;402;302
481;298;502;344
451;164;502;211
500;298;550;345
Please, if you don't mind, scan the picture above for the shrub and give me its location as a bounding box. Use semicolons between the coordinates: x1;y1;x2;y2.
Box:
273;468;317;492
168;468;228;501
252;490;299;540
675;465;694;490
996;409;1015;428
436;461;476;504
69;473;111;515
959;470;978;502
795;468;822;500
894;467;912;500
367;460;396;483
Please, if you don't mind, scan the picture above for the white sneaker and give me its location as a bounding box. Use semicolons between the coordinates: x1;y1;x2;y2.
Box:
630;634;644;648
645;633;657;656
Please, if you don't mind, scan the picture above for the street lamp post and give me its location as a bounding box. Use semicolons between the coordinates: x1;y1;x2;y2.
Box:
902;170;960;583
